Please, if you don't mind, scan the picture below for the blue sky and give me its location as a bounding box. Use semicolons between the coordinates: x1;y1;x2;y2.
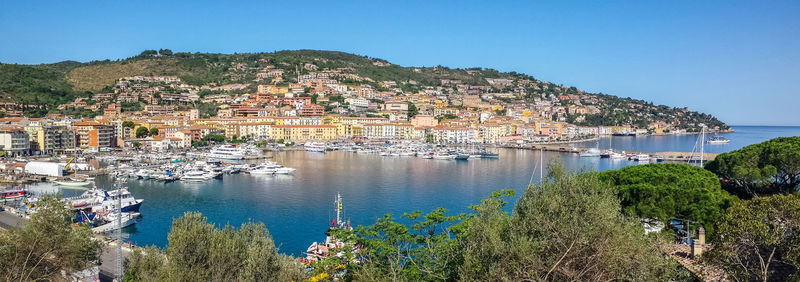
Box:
1;1;798;125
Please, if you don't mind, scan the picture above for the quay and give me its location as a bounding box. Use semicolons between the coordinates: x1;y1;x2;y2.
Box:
501;143;719;161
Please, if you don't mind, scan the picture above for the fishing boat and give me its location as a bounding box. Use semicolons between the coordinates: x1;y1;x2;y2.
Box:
304;142;327;152
0;187;28;200
206;144;246;160
706;135;730;144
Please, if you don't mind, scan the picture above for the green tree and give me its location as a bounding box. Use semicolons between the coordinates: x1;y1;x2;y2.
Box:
122;120;135;129
158;48;173;56
705;137;800;198
407;102;418;118
203;134;225;143
457;162;677;281
124;212;305;281
705;194;800;281
599;163;737;235
135;127;149;138
0;194;103;280
149;127;159;136
325;163;679;281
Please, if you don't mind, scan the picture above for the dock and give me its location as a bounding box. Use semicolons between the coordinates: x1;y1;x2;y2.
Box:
502;143;719;161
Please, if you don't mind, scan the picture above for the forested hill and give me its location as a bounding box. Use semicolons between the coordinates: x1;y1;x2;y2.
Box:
0;49;727;130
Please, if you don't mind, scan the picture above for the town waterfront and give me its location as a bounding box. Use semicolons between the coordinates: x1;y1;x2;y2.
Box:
28;126;800;256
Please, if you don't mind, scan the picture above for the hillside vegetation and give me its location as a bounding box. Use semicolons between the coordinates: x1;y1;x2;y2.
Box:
0;49;728;129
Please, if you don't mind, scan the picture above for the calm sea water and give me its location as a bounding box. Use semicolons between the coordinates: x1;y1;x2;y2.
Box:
29;126;800;256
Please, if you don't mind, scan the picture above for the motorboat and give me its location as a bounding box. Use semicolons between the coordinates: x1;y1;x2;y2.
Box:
64;188;144;213
579;148;602;157
610;152;628;160
181;170;211;182
706;135;730;144
633;154;650;162
91;212;141;234
433;153;456;160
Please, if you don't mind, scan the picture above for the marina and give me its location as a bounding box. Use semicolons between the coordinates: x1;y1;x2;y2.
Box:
0;125;797;257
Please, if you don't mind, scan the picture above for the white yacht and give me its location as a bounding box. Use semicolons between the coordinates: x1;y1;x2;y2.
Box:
579;148;602;157
181;170;211;181
206;145;246;160
304;142;327;152
92;212;141;234
250;161;296;175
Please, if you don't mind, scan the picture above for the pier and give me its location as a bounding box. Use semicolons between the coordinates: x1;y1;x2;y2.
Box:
501;143;719;161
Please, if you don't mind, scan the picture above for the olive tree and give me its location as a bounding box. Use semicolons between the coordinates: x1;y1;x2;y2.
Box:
124;212;305;282
0;194;103;281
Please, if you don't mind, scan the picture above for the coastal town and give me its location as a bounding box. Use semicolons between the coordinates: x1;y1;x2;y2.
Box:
0;52;729;159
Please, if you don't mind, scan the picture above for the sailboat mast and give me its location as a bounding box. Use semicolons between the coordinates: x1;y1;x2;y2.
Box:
336;192;341;228
700;127;705;165
540;147;544;182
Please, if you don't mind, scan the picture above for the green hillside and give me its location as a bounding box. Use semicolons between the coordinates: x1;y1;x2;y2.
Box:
0;49;729;129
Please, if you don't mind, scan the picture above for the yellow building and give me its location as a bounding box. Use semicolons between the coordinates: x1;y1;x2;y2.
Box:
270;125;337;142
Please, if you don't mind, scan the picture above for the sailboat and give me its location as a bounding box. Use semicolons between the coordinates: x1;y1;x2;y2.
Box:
304;193;355;264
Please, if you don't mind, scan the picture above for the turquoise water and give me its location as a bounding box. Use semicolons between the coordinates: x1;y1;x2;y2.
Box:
48;126;800;256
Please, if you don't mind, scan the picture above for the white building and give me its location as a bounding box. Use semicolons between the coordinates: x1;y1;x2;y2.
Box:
0;129;30;156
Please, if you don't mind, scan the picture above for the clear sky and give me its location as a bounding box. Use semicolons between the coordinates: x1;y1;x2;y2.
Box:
1;1;798;125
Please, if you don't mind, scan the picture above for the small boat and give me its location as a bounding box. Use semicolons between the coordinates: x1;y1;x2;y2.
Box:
53;180;92;187
92;212;141;234
633;154;650;162
433;153;456;160
706;135;730;144
579;148;602;157
612;132;636;137
479;152;499;159
610;152;628;160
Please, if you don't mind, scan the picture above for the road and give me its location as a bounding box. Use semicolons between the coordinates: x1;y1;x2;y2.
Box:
0;208;132;282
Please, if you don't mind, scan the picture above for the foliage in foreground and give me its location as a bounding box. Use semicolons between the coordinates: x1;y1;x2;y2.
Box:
705;194;800;282
124;212;305;282
322;162;681;281
599;163;737;235
705;136;800;198
0;194;103;281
